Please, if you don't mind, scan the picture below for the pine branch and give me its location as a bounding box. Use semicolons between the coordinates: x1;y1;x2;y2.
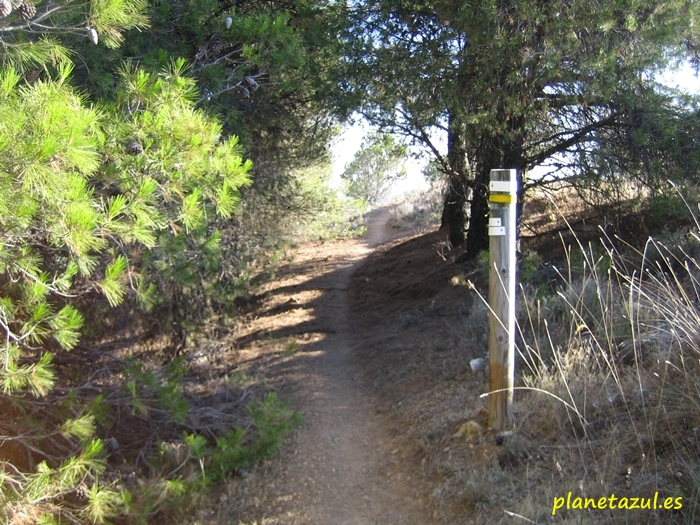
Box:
526;113;622;169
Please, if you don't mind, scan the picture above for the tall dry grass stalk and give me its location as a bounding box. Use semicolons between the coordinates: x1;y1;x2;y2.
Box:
505;202;700;523
508;209;700;523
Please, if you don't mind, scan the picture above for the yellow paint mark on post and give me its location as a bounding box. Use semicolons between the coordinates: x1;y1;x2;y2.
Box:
489;193;514;204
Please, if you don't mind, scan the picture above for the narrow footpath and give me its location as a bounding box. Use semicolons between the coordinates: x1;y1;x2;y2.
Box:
222;206;433;525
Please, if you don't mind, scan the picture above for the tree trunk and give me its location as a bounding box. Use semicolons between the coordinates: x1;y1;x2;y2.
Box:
462;139;525;261
440;178;468;248
439;113;470;247
464;175;490;259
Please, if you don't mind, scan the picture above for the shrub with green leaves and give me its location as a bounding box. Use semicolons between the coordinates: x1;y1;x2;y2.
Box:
188;392;301;484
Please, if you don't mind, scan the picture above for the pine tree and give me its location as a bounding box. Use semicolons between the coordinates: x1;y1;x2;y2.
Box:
334;0;700;255
341;132;407;207
0;57;252;521
0;2;254;521
0;0;149;72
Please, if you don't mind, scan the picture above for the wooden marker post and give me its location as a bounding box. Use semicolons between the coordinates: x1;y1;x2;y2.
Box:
487;169;517;430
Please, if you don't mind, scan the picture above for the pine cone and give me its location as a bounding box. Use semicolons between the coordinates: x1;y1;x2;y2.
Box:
125;140;144;155
0;0;12;18
75;483;90;503
244;76;259;91
209;34;223;55
87;27;98;45
103;436;120;456
17;2;35;21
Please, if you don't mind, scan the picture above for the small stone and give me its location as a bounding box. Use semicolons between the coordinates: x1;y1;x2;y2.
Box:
469;357;488;373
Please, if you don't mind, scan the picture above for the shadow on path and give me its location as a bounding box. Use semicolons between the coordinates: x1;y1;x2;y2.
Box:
222;205;433;525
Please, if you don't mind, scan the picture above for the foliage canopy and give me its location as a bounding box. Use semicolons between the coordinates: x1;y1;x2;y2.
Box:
332;0;700;255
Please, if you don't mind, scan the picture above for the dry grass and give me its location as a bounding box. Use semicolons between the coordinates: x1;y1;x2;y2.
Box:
454;195;700;524
352;185;700;524
173;186;700;525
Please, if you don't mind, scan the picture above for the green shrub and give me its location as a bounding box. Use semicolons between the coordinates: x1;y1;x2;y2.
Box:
204;392;301;483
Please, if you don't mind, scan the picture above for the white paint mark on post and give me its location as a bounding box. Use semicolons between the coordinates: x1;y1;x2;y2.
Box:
488;168;517;430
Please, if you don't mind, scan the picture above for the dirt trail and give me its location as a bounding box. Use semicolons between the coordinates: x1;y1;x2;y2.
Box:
226;206;432;525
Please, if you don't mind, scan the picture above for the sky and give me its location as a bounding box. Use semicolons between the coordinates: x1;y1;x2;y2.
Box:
330;63;700;198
